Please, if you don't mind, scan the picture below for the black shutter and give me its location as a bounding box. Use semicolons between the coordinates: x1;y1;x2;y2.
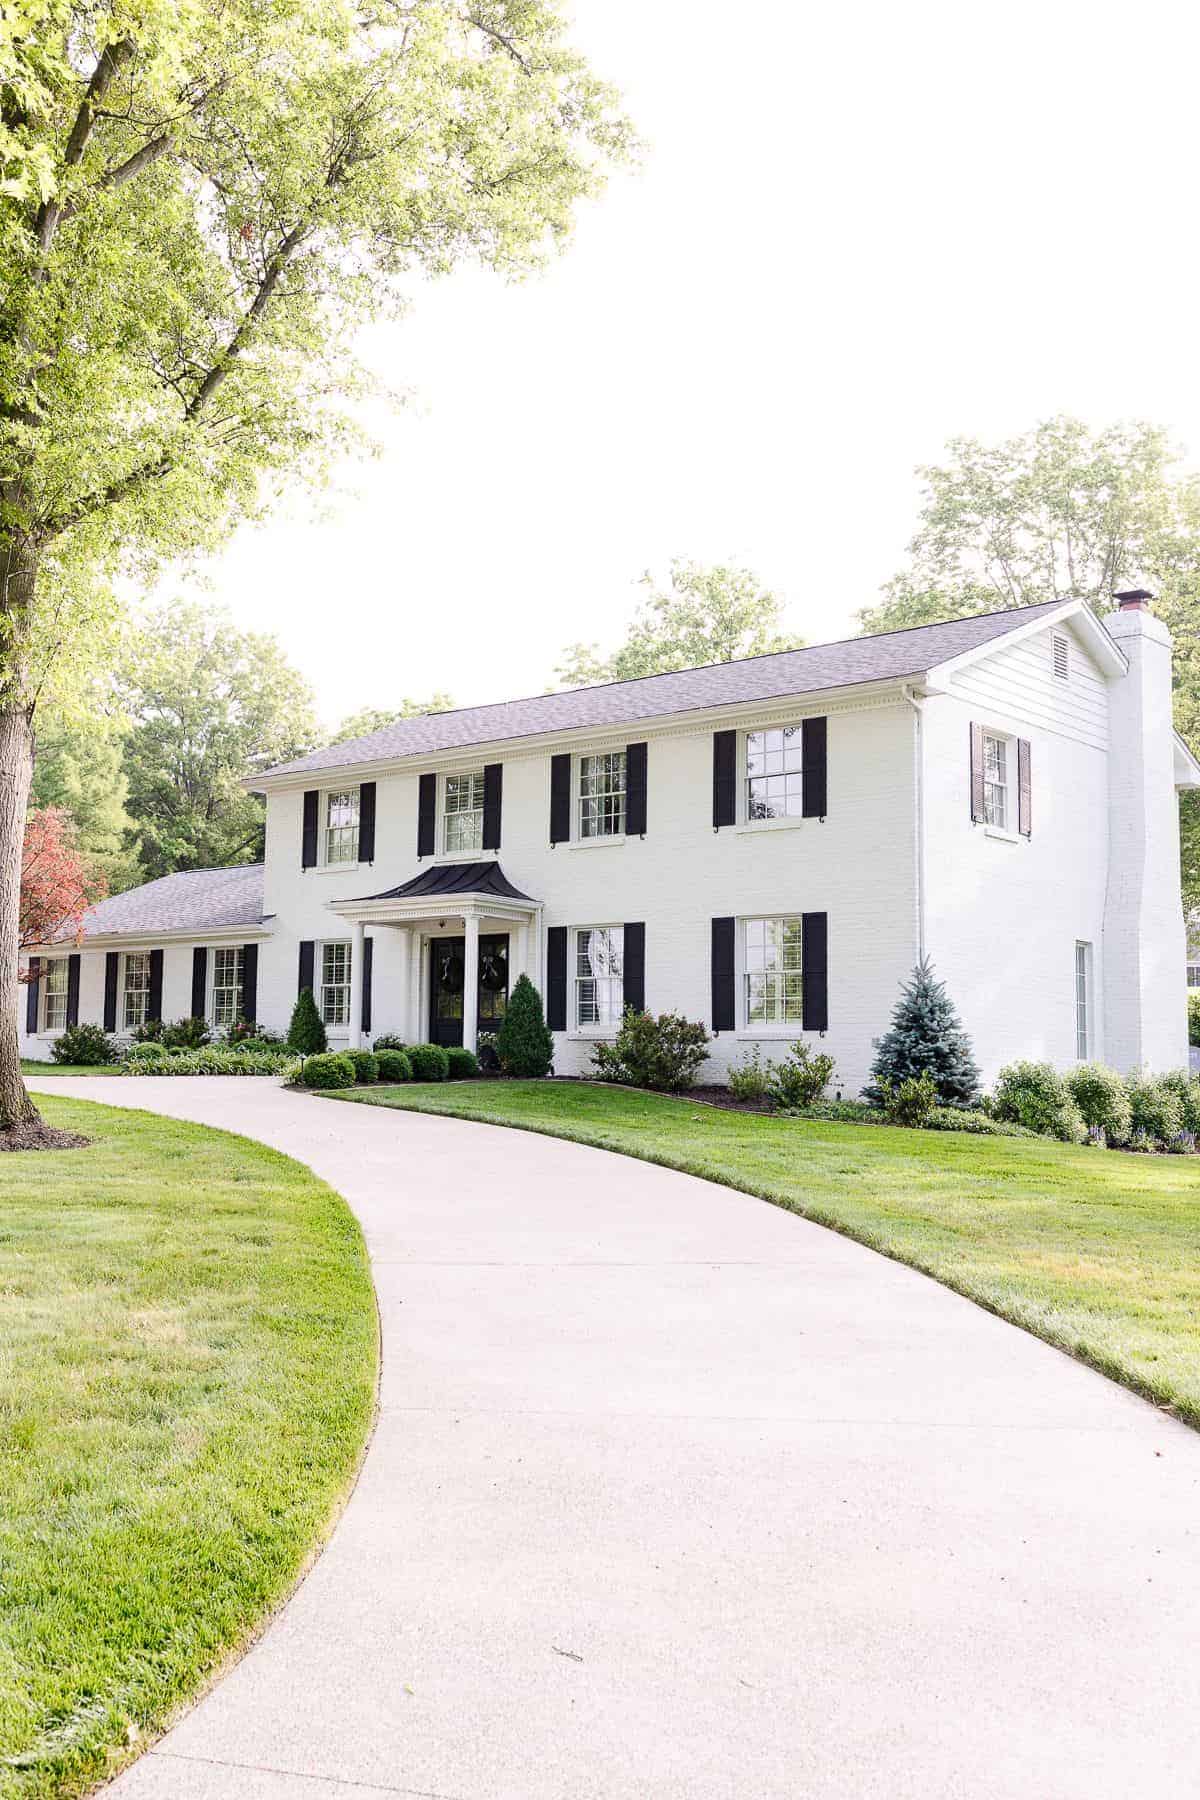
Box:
25;957;39;1034
417;772;437;858
298;940;315;996
301;789;319;868
103;952;119;1031
625;743;648;837
623;922;646;1014
241;944;258;1023
191;946;208;1019
711;917;736;1031
713;729;737;828
1018;739;1032;838
66;954;81;1027
969;722;985;823
802;912;828;1032
549;753;571;845
361;936;373;1034
148;949;164;1023
802;717;827;818
482;762;503;851
546;926;568;1030
358;781;376;863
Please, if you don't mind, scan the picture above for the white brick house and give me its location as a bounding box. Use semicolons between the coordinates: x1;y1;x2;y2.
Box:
19;595;1200;1091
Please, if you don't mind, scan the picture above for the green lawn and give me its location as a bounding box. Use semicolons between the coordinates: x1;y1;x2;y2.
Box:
0;1096;377;1799
20;1063;121;1078
336;1079;1200;1425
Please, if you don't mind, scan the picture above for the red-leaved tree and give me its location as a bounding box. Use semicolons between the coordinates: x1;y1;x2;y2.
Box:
19;809;105;974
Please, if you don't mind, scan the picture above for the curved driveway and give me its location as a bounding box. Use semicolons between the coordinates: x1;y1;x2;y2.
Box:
29;1075;1200;1800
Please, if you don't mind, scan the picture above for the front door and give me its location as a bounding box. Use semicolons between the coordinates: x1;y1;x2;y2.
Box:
429;934;509;1047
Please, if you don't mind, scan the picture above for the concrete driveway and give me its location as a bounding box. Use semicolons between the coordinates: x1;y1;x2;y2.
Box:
28;1075;1200;1799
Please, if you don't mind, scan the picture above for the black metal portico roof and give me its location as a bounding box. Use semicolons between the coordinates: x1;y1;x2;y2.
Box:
351;860;538;905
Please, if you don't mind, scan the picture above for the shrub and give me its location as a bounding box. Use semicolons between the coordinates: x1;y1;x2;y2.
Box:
407;1043;450;1081
50;1022;119;1065
159;1015;210;1049
375;1049;412;1083
222;1017;282;1046
288;987;327;1056
925;1106;1034;1137
867;957;980;1107
1067;1063;1133;1145
780;1098;882;1124
728;1046;771;1103
1125;1072;1182;1146
346;1049;379;1083
124;1040;169;1064
1157;1069;1200;1135
765;1042;836;1110
991;1061;1086;1142
371;1034;407;1052
130;1017;163;1043
592;1009;711;1093
301;1052;356;1089
495;974;554;1077
129;1046;300;1076
445;1046;479;1080
877;1071;938;1128
1189;992;1200;1049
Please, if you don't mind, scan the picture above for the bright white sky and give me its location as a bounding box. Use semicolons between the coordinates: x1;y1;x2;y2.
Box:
162;0;1200;727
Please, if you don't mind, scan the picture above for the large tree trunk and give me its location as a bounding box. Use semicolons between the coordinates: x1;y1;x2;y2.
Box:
0;530;40;1131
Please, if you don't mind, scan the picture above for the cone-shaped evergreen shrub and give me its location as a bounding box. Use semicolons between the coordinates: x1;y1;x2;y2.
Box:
288;986;328;1056
496;973;554;1077
867;957;980;1107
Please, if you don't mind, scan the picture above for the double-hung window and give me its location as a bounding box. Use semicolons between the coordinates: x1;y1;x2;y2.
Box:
1188;962;1200;989
211;946;244;1028
983;733;1010;830
320;941;352;1028
324;789;360;865
123;951;151;1031
444;771;485;854
579;752;626;839
1075;942;1092;1060
746;726;803;821
574;927;623;1029
43;959;69;1032
744;917;803;1026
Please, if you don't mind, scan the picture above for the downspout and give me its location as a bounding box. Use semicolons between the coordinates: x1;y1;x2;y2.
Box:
901;684;926;963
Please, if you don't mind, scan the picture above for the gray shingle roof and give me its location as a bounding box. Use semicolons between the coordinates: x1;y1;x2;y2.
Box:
262;601;1069;779
79;864;265;940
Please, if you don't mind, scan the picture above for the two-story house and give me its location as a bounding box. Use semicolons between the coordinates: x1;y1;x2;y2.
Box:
20;593;1199;1090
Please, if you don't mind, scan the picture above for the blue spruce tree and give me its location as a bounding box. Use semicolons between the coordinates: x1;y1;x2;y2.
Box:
866;957;980;1106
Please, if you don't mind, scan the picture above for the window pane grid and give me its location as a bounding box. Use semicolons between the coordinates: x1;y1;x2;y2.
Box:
123;952;151;1030
325;789;360;865
1075;941;1090;1060
444;771;484;854
579;753;626;839
44;959;68;1032
212;946;244;1027
746;726;803;821
744;917;804;1024
983;734;1008;830
575;927;623;1027
321;942;351;1027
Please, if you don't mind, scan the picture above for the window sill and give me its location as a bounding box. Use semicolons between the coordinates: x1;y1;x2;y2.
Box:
567;835;627;851
568;1029;619;1041
734;1028;808;1040
734;817;808;835
438;848;496;864
313;862;360;876
983;826;1019;845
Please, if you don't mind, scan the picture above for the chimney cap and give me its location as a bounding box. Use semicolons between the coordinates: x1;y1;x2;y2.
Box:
1114;587;1154;610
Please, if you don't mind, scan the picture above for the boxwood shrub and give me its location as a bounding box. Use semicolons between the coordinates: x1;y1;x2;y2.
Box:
445;1046;479;1080
301;1052;356;1089
346;1049;379;1083
375;1049;412;1083
371;1034;407;1052
407;1043;450;1081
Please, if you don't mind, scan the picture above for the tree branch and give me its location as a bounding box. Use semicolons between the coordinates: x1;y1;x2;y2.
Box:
33;37;136;259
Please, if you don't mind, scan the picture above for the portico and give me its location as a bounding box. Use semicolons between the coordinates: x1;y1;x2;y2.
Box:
330;861;542;1052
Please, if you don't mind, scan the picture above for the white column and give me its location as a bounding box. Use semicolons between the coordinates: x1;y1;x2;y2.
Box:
412;932;425;1043
394;927;411;1041
349;919;365;1049
463;911;480;1052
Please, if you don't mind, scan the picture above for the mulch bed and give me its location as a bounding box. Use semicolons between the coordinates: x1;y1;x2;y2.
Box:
0;1122;91;1152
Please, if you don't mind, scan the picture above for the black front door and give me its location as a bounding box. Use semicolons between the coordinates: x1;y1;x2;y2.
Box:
429;934;509;1047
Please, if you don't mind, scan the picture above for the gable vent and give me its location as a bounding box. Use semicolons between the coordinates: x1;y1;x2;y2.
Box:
1052;633;1070;681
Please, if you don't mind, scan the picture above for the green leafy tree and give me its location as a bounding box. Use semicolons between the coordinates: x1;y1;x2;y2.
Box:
118;603;318;878
330;698;454;745
287;988;327;1057
0;1;629;1126
859;418;1200;910
29;707;140;891
556;559;801;687
496;972;553;1076
867;958;981;1108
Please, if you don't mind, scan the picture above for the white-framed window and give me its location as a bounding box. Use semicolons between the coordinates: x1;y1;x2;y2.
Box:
211;946;245;1028
746;725;803;821
574;926;624;1028
1053;633;1070;681
443;770;485;854
123;951;152;1031
578;751;626;839
1075;941;1092;1060
983;732;1010;830
1187;962;1200;989
324;788;360;865
320;941;352;1028
744;917;803;1026
43;958;69;1033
